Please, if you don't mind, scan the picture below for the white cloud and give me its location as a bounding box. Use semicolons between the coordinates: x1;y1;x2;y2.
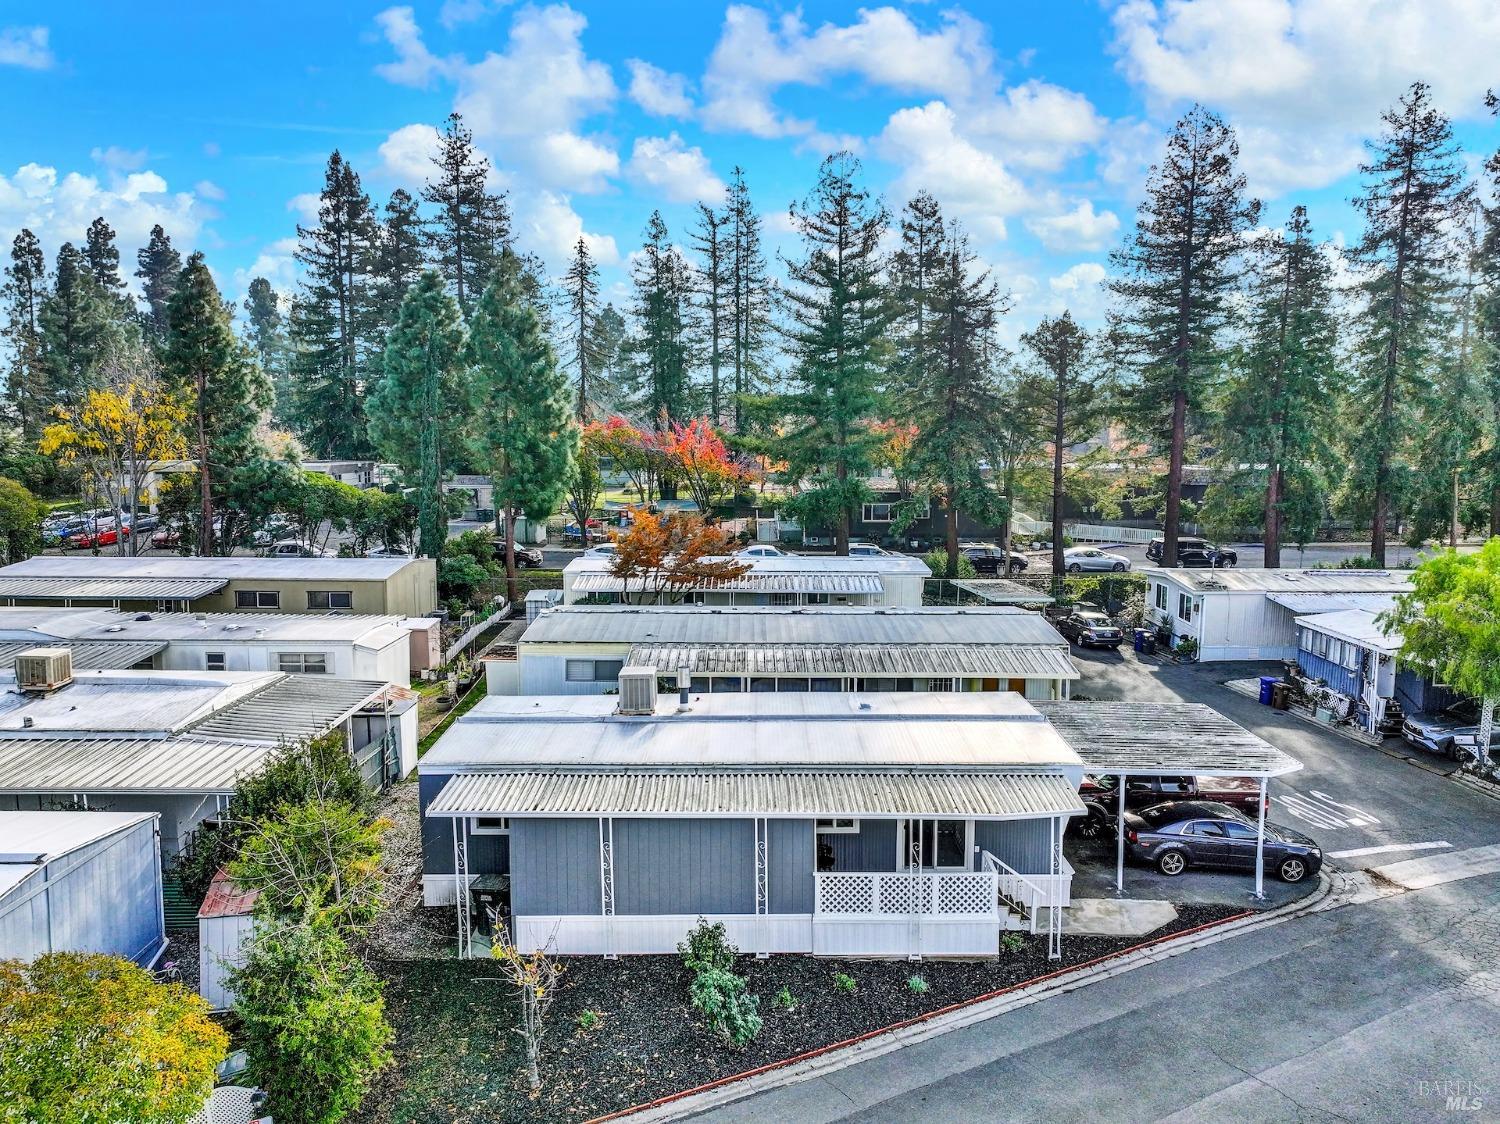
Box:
373;6;452;88
0;26;53;70
701;5;994;138
439;0;508;28
876;101;1031;240
378;122;441;186
968;80;1106;171
232;236;300;301
194;179;227;202
533;132;619;193
1111;0;1500;192
626;59;693;118
286;192;322;224
90;146;149;173
511;189;619;273
1041;261;1110;320
625;134;724;204
1025;200;1120;252
0;163;207;284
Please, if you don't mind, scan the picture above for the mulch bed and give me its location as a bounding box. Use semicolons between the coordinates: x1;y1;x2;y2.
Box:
355;903;1242;1124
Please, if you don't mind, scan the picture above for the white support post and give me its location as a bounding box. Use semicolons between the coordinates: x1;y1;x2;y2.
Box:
1115;774;1126;895
908;819;923;962
1048;816;1062;960
754;818;769;958
452;818;471;959
1253;776;1268;901
599;817;616;960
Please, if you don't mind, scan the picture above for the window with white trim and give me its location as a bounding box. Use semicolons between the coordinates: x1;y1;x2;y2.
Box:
1154;583;1167;611
205;652;226;671
815;818;859;834
1177;593;1194;622
235;589;280;609
861;502;893;522
565;658;625;683
470;816;510;835
277;652;328;674
769;592;797;606
307;590;353;610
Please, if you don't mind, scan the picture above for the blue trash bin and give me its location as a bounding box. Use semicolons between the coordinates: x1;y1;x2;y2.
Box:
1259;675;1279;705
1132;628;1145;653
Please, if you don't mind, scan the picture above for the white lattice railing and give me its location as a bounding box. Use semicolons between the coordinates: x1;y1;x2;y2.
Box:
814;871;999;919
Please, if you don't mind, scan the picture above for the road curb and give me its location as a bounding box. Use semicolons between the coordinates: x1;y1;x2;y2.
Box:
610;874;1333;1123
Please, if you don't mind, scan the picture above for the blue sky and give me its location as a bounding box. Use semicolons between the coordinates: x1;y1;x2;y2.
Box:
2;1;1498;342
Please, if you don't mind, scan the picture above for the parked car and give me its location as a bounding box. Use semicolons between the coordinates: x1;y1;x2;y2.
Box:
364;545;412;558
490;542;544;568
737;544;789;558
266;539;331;558
1063;546;1130;572
1055;607;1124;649
1146;536;1238;568
70;518;132;548
131;513;159;533
583;542;618;559
1122;800;1320;882
1402;700;1500;762
961;544;1028;575
847;543;894;558
1077;775;1266;836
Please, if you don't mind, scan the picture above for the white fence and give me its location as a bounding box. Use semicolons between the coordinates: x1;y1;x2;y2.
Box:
813;870;999;919
1011;518;1200;545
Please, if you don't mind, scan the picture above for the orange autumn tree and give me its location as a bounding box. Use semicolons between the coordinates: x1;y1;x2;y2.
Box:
872;420;920;498
656;419;748;515
591;416;656;503
608;509;750;602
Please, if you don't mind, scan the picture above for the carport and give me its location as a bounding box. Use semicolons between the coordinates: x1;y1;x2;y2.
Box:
1036;701;1304;899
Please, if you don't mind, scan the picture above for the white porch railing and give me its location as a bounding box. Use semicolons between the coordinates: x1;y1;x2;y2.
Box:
814;870;999;920
982;851;1074;933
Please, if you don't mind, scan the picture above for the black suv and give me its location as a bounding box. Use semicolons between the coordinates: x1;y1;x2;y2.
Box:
1146;536;1237;568
1055;607;1123;649
961;544;1028;575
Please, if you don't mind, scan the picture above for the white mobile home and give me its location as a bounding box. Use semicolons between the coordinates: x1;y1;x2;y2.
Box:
0;811;165;965
492;606;1078;702
1145;569;1412;662
561;554;930;608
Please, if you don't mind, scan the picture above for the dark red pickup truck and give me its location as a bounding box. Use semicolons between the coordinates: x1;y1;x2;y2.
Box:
1076;774;1267;837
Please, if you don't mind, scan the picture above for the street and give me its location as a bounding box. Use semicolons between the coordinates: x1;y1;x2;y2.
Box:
696;648;1500;1123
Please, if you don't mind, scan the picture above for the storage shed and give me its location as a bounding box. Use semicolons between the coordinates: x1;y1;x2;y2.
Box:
0;811;164;965
197;869;258;1010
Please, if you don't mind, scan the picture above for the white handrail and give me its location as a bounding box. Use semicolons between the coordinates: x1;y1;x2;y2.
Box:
982;850;1046;934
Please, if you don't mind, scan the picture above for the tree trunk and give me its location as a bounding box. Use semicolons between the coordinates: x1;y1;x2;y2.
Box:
1052;372;1066;577
503;501;519;609
195;373;215;557
944;495;959;578
1263;462;1282;569
1163;387;1187;567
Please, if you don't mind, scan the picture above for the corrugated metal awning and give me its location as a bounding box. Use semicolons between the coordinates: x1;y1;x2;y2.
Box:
1034;701;1303;778
0;576;227;601
0;736;276;794
570;572;885;595
951;579;1054;606
428;769;1085;819
0;639;168;670
186;675;385;743
625;643;1079;680
1267;591;1400;615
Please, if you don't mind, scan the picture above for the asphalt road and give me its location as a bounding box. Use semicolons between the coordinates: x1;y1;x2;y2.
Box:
697;649;1500;1123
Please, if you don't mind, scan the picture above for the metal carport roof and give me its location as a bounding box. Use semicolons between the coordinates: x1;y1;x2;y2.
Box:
625;642;1079;680
569;572;885;595
951;579;1054;606
1034;701;1303;777
427;769;1086;819
1267;591;1401;615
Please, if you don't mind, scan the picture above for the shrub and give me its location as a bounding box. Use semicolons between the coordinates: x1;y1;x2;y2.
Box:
922;548;977;579
576;1009;601;1033
1000;932;1027;953
229;922;393;1124
906;975;929;994
688;967;762;1046
0;952;227;1124
832;971;857;994
1173;635;1200;661
772;986;797;1011
678;918;738;975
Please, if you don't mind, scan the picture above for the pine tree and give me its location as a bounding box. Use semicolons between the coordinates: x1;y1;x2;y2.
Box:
1478;90;1500;534
366;270;466;559
468;251;576;604
83;217;128;304
628;211;696;428
777;153;890;554
725;167;771;432
162;253;272;556
1109;105;1258;567
422;112;510;316
290;151;377;457
1346;83;1473;563
370;188;427;335
38;242;125;412
136;224;182;349
2;230;48;440
561;237;604;420
890;191;946;383
905;219;1009;576
243;278;291;427
690;200;730;425
1021;312;1110;576
590;302;628;413
1215;206;1340;565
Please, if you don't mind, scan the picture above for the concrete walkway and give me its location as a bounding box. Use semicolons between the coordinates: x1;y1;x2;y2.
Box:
1060;897;1177;935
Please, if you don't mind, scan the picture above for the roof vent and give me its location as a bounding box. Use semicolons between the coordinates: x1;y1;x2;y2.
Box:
14;648;73;694
616;666;658;716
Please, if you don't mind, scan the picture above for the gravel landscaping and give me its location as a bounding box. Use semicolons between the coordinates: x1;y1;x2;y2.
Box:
355;903;1243;1124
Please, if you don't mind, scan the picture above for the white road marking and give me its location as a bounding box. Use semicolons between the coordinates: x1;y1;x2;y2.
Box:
1370;843;1500;890
1278;788;1383;831
1327;841;1452;859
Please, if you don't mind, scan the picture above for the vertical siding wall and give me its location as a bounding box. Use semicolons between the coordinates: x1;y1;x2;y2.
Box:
974;819;1053;874
418;773;508;877
822;819;899;872
769;820;814;913
614;819;755;915
510;819;601;915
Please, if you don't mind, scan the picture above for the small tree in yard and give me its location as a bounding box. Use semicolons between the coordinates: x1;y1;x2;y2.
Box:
656;418;748;515
0;476;47;563
490;927;566;1095
564;421;606;546
0;951;228;1124
1381;540;1500;772
230;921;393;1124
609;509;750;602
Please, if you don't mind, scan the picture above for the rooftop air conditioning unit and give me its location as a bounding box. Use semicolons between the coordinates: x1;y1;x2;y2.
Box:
616;666;659;716
14;648;73;694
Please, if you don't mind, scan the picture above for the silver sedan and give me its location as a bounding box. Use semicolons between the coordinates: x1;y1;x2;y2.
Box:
1063;546;1131;572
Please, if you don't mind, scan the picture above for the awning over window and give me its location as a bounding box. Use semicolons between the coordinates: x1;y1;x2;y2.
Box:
1267;591;1399;615
427;769;1086;820
624;643;1079;680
